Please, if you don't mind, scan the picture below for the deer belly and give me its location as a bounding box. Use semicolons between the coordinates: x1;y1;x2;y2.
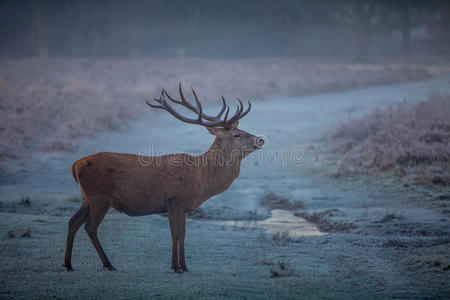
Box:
113;198;167;216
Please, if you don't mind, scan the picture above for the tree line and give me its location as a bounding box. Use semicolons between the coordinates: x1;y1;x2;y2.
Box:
0;0;448;60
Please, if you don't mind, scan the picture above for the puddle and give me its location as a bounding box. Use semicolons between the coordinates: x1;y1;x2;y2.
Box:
220;209;325;237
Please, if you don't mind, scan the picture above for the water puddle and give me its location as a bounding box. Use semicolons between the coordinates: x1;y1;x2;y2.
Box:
220;209;325;237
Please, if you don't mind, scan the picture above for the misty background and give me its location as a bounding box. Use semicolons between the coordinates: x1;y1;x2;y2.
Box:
1;0;449;60
1;1;450;298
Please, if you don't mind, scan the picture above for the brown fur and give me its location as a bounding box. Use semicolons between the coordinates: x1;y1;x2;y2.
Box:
63;124;263;272
71;162;78;183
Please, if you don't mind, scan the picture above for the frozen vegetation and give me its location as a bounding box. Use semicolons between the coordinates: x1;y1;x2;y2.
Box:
0;58;431;169
329;93;450;185
0;60;449;298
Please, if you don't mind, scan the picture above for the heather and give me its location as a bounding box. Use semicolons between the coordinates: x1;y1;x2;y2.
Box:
330;93;450;185
0;58;431;168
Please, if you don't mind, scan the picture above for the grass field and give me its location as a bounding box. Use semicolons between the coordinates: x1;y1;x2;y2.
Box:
0;58;432;169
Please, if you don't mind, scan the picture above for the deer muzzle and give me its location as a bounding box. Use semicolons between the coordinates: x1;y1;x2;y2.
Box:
254;136;265;148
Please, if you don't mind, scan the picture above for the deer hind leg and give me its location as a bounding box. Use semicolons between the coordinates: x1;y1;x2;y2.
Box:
63;201;90;271
84;203;115;270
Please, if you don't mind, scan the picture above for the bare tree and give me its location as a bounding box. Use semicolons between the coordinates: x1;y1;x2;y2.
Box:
391;0;441;55
341;0;387;62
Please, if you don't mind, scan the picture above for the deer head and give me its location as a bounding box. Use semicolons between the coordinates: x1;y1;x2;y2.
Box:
146;83;264;161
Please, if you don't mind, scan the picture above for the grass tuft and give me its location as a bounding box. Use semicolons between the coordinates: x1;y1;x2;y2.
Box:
260;192;305;211
270;259;296;278
271;230;295;246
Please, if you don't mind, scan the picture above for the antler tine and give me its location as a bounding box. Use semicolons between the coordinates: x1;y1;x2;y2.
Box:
216;96;227;118
146;85;251;129
226;98;244;125
146;99;163;109
164;88;182;104
190;87;202;112
147;89;226;127
169;83;225;122
163;84;203;118
192;89;204;121
178;83;195;110
190;86;230;122
223;106;230;123
159;91;221;126
237;100;252;120
236;98;244;117
228;103;241;124
145;90;166;109
224;98;252;127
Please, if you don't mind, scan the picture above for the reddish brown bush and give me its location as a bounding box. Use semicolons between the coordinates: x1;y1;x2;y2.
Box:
330;94;450;185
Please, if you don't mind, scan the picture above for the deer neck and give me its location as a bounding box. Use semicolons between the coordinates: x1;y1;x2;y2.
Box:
199;137;242;199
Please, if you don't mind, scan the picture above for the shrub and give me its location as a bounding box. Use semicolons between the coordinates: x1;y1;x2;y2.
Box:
330;93;450;185
259;191;305;211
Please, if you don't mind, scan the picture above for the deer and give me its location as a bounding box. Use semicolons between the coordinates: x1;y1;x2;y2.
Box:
63;83;265;272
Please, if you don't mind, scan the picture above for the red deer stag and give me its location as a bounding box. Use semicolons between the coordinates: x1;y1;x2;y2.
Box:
63;84;264;272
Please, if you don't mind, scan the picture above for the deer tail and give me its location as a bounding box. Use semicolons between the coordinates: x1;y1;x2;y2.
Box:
71;162;79;184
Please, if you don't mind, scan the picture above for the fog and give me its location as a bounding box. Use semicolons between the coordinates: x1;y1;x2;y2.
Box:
1;1;450;299
1;0;448;59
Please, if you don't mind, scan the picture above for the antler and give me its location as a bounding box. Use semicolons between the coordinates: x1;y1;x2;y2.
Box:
146;83;251;129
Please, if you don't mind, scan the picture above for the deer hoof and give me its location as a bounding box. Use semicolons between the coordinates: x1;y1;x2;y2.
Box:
103;263;116;271
181;265;189;272
63;263;74;272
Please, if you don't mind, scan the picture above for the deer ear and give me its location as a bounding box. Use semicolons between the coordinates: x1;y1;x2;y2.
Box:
232;122;239;129
206;126;222;136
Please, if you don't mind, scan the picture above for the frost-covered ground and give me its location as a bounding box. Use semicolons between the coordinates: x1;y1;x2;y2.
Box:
1;71;450;298
0;58;433;168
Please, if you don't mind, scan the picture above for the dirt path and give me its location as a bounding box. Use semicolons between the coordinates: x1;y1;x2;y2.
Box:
1;75;449;298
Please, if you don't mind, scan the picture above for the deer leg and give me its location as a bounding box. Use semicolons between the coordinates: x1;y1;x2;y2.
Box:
168;205;183;273
84;204;115;271
178;213;188;272
63;202;90;271
168;212;179;272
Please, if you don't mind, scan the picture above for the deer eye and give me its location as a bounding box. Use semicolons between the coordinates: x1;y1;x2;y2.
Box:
234;133;241;138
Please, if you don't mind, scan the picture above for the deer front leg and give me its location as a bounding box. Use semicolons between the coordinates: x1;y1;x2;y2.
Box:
168;204;183;273
178;213;188;272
